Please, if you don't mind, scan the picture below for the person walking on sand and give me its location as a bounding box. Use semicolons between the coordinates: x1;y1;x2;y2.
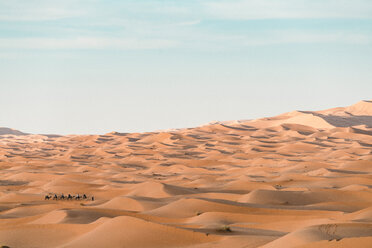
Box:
91;196;94;201
67;194;73;200
53;194;58;200
45;195;50;200
60;193;65;200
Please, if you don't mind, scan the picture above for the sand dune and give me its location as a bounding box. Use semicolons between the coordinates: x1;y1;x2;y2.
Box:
1;100;372;247
62;216;219;248
262;223;372;248
0;127;28;136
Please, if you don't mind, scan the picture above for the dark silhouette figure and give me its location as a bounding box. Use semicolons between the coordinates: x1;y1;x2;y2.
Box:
47;193;93;201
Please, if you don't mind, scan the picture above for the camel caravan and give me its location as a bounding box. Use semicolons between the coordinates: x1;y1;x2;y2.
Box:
44;193;94;201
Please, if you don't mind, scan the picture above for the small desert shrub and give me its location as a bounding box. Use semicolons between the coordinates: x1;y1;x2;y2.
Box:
216;225;232;232
196;211;203;216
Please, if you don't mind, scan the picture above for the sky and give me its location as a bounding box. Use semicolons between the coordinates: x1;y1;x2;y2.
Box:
1;0;372;135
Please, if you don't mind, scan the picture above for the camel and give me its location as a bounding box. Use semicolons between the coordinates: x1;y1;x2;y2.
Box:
47;193;92;201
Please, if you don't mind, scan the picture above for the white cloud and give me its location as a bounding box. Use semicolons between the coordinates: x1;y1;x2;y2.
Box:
1;30;368;52
203;0;372;20
173;29;372;51
0;0;371;53
173;20;201;26
273;31;372;45
0;8;83;21
0;0;85;21
238;30;372;46
0;37;178;50
2;0;372;23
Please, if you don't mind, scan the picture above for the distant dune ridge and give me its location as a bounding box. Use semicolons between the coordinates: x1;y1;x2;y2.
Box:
1;99;372;248
0;127;28;136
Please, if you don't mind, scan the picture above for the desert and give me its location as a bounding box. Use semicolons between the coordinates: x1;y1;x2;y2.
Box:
0;100;372;247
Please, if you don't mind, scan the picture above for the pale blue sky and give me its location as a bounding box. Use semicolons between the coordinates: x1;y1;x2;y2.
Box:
1;0;372;134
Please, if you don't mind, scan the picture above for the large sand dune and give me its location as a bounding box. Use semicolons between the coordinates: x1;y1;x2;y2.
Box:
1;100;372;247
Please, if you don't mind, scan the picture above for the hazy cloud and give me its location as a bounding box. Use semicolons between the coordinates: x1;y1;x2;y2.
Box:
0;0;371;52
0;0;86;21
0;37;178;50
203;0;372;20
